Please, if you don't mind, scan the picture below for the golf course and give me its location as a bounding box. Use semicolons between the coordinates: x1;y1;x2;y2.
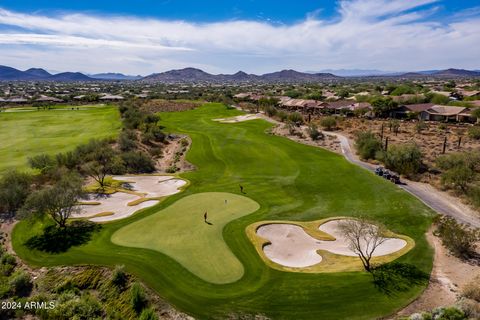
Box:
0;104;121;172
12;103;435;319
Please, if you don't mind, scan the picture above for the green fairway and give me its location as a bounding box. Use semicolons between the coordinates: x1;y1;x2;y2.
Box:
112;192;260;284
13;103;434;319
0;105;121;172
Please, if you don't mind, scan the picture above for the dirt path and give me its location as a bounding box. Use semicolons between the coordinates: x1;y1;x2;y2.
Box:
394;229;480;317
326;131;480;228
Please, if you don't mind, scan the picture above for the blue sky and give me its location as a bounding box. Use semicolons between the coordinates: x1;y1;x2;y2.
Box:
0;0;479;74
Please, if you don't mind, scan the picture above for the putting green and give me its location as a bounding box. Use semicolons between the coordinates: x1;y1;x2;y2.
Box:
111;192;260;284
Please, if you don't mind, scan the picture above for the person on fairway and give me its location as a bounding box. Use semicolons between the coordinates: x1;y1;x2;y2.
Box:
239;184;244;193
204;211;208;223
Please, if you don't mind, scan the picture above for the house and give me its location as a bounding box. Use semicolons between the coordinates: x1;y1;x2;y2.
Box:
35;95;64;103
420;105;469;122
233;93;251;100
99;94;124;101
391;103;434;118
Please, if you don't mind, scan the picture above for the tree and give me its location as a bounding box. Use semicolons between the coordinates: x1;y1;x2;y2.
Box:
21;173;84;228
371;97;398;118
435;216;480;259
472;108;480;123
28;154;55;174
382;143;423;177
338;218;388;272
355;131;383;160
287;112;304;125
388;119;400;135
82;147;115;190
436;152;480;192
307;124;324;141
320;116;337;131
0;170;32;216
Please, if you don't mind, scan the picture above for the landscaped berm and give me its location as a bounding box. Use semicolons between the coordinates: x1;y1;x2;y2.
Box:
13;103;435;319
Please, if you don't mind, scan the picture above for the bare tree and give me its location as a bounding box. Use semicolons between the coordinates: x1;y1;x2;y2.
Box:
338;218;388;272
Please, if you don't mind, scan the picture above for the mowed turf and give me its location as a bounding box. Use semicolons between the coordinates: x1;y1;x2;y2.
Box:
112;192;260;284
0;105;121;172
13;103;434;319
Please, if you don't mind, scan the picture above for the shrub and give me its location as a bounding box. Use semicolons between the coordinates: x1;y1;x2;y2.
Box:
111;265;128;289
119;130;137;151
121;152;155;173
307;125;324;141
28;154;55;173
468;126;480;140
287;112;304;124
50;293;103;320
130;282;147;313
462;276;480;302
139;308;159;320
277;111;288;122
435;216;480;259
415;121;427;133
468;186;480;207
9;271;33;297
436;152;480;192
355;131;383;160
383;143;422;176
320;117;337;131
1;253;17;267
264;105;277;117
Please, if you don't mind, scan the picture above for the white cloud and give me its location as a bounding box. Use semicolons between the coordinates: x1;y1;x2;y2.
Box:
0;0;479;75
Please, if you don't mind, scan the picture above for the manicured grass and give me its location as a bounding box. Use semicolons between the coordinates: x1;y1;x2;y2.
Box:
112;192;260;284
0;104;121;172
13;103;434;319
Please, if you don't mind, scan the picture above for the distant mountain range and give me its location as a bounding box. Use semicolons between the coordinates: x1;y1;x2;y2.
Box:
1;65;479;82
89;73;143;80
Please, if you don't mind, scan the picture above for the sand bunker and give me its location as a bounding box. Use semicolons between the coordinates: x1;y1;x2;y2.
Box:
213;114;261;123
75;175;186;222
257;219;407;268
114;175;187;197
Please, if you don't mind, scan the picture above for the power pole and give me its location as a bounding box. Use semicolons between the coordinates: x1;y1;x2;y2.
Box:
385;136;389;151
442;136;447;154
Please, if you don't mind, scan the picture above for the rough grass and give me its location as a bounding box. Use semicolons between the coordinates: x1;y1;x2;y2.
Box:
13;103;435;320
112;192;260;284
0;104;121;172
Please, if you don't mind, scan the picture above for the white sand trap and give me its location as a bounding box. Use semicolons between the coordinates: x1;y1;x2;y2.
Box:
213;114;261;123
114;175;186;197
74;175;186;222
257;224;323;268
256;220;407;268
318;220;407;257
74;192;159;222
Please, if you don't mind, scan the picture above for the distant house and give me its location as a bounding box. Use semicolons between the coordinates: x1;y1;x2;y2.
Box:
391;103;434;118
99;94;124;101
420;105;471;122
233;93;251;100
35;95;64;103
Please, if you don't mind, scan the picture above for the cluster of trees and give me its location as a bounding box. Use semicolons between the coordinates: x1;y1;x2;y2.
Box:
355;131;423;177
436;151;480;207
